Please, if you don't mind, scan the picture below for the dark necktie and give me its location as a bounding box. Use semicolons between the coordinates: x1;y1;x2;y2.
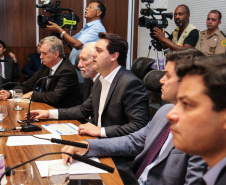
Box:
45;68;53;89
135;123;170;179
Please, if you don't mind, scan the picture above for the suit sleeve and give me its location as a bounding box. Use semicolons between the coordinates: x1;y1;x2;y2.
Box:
105;77;149;137
86;121;151;157
58;95;93;120
31;70;77;105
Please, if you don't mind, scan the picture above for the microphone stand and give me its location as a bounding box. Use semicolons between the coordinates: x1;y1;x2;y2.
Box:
0;152;115;183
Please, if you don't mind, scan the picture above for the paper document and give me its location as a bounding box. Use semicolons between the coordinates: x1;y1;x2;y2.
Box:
35;158;108;177
6;134;61;146
42;123;78;135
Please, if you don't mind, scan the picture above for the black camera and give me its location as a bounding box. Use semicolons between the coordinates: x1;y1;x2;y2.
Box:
139;8;172;30
36;0;79;30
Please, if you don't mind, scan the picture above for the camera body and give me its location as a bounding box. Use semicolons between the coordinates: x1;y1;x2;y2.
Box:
36;1;79;30
138;1;173;40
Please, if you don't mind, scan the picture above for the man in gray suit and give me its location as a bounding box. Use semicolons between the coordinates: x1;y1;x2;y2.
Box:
62;48;206;185
167;54;226;185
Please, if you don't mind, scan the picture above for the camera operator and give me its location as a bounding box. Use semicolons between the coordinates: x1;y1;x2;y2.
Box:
46;1;106;67
153;4;201;51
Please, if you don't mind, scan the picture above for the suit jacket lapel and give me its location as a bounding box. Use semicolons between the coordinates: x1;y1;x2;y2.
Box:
103;67;125;110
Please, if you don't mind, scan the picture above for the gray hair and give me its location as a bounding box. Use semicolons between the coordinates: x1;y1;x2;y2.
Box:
40;36;64;58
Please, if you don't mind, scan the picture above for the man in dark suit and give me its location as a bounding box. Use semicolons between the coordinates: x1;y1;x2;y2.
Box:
61;48;206;185
28;32;149;138
0;40;21;89
167;54;226;185
0;36;81;108
22;42;42;80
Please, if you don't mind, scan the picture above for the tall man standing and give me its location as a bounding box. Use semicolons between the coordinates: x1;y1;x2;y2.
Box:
28;33;149;138
153;4;201;50
201;10;226;56
167;54;226;185
61;48;206;185
0;36;80;108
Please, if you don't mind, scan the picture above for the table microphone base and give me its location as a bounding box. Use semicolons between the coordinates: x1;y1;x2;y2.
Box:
21;124;42;132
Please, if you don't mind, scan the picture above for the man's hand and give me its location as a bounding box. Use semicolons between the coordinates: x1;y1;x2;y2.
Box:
0;90;10;100
23;92;33;99
152;27;166;42
61;141;89;164
9;52;17;63
46;21;63;34
78;122;101;137
24;109;50;119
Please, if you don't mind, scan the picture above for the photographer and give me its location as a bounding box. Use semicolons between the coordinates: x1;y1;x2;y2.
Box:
46;1;106;66
153;4;201;51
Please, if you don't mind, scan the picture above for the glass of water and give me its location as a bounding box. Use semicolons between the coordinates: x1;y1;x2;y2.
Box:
0;105;7;131
13;89;24;110
10;163;34;185
48;163;70;185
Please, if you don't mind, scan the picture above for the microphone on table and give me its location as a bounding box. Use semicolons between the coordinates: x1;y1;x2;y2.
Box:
0;82;33;90
0;134;88;148
0;59;9;63
0;152;115;183
22;72;75;132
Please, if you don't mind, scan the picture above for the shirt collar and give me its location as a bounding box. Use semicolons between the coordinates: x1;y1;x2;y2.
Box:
50;58;63;74
99;65;121;84
203;157;226;185
92;73;100;82
86;19;101;27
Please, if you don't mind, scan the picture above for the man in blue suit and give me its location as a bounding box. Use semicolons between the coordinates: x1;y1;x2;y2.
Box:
62;48;206;185
167;54;226;185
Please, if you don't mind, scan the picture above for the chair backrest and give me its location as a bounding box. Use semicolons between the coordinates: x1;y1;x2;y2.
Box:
131;57;155;79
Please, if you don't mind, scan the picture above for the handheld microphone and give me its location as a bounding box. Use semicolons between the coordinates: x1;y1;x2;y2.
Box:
0;152;114;182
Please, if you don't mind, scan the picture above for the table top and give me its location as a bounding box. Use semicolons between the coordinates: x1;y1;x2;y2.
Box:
0;100;124;185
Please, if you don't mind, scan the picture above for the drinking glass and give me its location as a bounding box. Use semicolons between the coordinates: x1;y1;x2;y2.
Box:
0;105;7;131
13;89;24;110
48;163;70;185
10;163;34;185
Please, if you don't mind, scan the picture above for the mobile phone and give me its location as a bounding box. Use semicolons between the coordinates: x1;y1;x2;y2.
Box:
17;119;39;124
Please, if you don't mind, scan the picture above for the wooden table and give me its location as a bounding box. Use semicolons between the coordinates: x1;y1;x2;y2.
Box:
0;100;124;185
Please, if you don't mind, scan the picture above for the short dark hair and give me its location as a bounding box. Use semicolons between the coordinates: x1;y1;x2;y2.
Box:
0;40;6;49
98;32;128;67
166;48;204;71
94;1;106;20
209;10;222;21
176;54;226;112
178;4;190;15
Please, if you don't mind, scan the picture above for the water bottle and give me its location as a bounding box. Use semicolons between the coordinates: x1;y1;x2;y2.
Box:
0;154;7;185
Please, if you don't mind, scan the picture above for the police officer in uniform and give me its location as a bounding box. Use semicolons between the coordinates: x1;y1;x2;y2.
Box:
201;10;226;56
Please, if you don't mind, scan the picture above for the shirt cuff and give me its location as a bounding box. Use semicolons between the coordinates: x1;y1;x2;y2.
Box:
48;109;59;119
100;127;107;137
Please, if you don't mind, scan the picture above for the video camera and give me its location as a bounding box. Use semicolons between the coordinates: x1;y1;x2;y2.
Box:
138;0;173;40
36;0;79;30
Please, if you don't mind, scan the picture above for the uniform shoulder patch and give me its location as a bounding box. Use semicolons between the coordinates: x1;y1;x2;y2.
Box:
221;39;226;47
